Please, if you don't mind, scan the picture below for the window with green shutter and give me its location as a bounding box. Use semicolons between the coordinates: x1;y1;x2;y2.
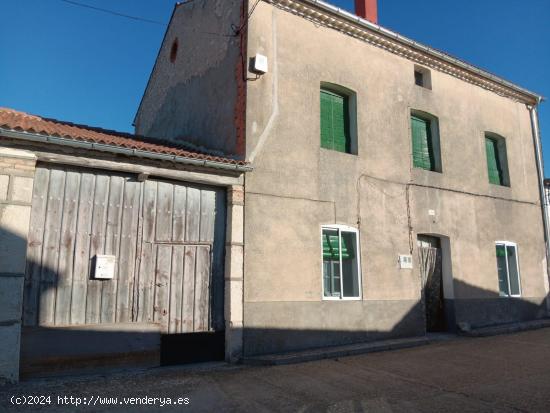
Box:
320;89;351;153
322;226;361;299
485;135;509;186
411;114;439;171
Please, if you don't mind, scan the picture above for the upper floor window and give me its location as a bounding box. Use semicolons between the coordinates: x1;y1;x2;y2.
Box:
485;133;510;186
321;225;361;300
320;85;357;154
411;111;441;172
495;242;521;297
414;66;432;89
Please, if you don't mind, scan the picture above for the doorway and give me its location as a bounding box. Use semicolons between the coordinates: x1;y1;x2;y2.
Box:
417;235;446;332
21;164;227;377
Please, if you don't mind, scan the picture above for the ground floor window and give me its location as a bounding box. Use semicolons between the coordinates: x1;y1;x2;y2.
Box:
495;242;521;297
321;225;361;299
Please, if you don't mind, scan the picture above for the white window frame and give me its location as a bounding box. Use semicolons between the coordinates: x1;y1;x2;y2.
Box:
495;241;522;298
321;224;362;301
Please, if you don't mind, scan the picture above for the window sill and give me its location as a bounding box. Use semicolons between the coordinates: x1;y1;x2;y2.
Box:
414;84;432;91
320;147;357;157
413;166;442;174
322;296;362;301
488;183;511;188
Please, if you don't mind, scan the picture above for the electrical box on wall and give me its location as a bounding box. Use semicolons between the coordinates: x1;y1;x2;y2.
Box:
251;53;268;74
93;255;116;280
399;254;413;269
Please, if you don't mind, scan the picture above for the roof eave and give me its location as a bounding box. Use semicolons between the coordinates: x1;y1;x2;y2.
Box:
274;0;543;104
0;128;253;173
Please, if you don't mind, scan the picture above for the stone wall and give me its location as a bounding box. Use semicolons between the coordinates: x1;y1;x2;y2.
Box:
0;147;36;383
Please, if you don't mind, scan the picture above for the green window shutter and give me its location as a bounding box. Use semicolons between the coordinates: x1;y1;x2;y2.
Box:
320;91;334;150
331;93;350;153
485;137;502;185
323;232;340;260
320;89;350;153
411;116;434;170
322;231;354;260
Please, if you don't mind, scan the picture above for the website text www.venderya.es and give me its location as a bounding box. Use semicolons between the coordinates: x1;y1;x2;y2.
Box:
10;395;190;408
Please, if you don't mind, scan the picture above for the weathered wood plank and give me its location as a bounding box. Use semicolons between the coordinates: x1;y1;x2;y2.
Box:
70;172;96;324
155;182;174;242
23;166;50;326
199;189;216;243
54;171;81;325
194;246;211;332
136;180;157;323
86;174;110;324
172;185;187;242
181;246;196;333
169;246;185;334
131;182;145;321
152;182;174;333
38;168;66;325
153;245;172;333
100;175;124;323
185;187;201;242
115;179;141;323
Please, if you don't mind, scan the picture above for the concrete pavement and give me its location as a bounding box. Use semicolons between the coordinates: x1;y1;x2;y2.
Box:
2;328;550;412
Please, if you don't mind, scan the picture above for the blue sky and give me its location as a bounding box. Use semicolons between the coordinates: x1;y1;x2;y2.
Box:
1;0;549;170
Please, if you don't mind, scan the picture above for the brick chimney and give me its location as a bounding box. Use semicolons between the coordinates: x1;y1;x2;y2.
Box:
355;0;378;24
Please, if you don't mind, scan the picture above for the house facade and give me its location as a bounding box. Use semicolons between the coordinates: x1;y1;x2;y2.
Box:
135;0;549;356
0;0;548;384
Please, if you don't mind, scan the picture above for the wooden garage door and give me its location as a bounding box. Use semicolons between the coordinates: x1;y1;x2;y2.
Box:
23;164;226;334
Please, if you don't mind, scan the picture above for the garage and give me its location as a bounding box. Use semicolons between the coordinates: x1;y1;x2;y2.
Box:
20;163;227;377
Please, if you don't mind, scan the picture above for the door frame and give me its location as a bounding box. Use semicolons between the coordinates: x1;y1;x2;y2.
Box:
416;234;456;333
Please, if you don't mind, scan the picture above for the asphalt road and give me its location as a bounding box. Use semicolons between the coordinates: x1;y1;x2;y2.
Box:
2;328;550;412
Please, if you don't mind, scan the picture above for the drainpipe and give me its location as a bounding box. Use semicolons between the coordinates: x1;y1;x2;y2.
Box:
528;103;550;314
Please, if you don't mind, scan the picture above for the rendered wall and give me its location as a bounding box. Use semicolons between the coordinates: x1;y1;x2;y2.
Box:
242;2;548;355
134;0;246;157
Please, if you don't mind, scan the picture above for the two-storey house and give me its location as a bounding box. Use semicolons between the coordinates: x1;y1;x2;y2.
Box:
135;0;549;358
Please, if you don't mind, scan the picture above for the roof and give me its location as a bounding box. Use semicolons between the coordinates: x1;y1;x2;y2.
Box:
269;0;543;104
0;108;249;170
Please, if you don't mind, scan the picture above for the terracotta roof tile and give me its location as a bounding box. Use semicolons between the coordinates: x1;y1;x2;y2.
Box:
0;107;248;167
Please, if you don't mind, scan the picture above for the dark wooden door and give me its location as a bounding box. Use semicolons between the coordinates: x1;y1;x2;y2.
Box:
417;236;445;332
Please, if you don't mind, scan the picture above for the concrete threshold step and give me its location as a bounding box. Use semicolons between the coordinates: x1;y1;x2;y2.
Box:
462;318;550;338
243;336;431;366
